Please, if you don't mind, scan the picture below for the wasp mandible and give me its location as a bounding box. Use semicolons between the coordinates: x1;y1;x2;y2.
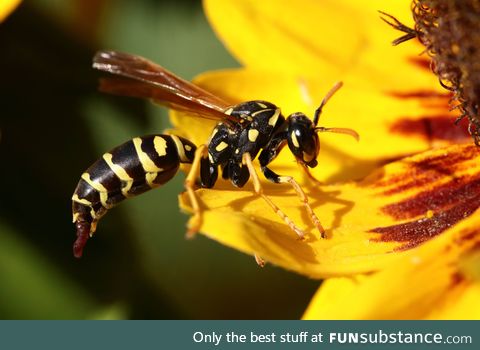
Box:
72;51;359;258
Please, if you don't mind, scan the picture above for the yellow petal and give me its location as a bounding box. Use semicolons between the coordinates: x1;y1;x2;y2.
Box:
303;213;480;319
171;68;470;183
204;0;420;76
0;0;20;22
204;0;452;127
179;144;480;278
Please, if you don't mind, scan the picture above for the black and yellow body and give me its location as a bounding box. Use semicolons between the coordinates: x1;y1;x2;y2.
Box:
201;100;284;188
72;51;358;258
72;134;196;257
72;102;284;257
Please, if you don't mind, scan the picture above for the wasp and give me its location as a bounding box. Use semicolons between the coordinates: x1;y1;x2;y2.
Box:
72;51;359;258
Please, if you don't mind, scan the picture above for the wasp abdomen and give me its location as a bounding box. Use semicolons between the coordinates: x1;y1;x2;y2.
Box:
72;134;196;258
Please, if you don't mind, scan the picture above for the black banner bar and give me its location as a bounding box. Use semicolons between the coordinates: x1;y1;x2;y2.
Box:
0;320;476;350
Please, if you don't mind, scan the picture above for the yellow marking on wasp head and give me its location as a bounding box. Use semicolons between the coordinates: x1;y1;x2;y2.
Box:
248;129;260;142
185;144;192;151
291;131;300;148
154;136;168;157
268;108;281;126
133;138;163;173
216;141;228;152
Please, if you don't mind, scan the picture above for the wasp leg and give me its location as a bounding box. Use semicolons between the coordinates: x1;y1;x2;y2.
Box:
185;144;208;238
242;152;305;239
297;161;323;187
262;163;325;238
278;175;325;238
254;253;266;267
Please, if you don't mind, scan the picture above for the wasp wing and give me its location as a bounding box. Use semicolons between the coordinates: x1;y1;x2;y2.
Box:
93;50;237;124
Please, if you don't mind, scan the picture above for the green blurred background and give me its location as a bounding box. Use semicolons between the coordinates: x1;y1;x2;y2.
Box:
0;0;319;319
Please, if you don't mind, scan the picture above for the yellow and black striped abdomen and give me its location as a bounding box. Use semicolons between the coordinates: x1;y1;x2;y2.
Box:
72;134;196;257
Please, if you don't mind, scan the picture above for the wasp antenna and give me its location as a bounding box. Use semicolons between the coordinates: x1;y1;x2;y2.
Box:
313;81;343;126
315;127;360;142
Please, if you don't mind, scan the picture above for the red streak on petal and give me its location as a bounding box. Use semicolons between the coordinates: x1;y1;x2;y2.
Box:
373;145;480;195
389;115;470;142
388;89;451;110
408;57;431;71
370;196;478;250
382;174;480;221
454;230;480;247
388;90;448;99
386;89;469;142
369;145;480;250
381;173;443;196
450;272;465;287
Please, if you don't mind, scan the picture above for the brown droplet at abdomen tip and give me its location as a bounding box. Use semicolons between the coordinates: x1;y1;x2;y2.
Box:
73;221;91;258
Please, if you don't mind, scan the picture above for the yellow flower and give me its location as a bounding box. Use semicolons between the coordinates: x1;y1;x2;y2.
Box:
170;0;480;318
303;207;480;319
0;0;20;23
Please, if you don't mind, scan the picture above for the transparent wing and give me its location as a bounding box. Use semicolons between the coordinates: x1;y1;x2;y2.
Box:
93;50;238;124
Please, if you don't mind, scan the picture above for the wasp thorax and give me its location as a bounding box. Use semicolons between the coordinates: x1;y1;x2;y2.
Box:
286;113;319;167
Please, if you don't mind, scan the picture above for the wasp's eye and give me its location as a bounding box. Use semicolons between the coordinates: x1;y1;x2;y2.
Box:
287;115;319;167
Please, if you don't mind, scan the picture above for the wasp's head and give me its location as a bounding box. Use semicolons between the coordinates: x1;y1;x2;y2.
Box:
286;113;320;167
286;110;359;168
285;82;359;168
